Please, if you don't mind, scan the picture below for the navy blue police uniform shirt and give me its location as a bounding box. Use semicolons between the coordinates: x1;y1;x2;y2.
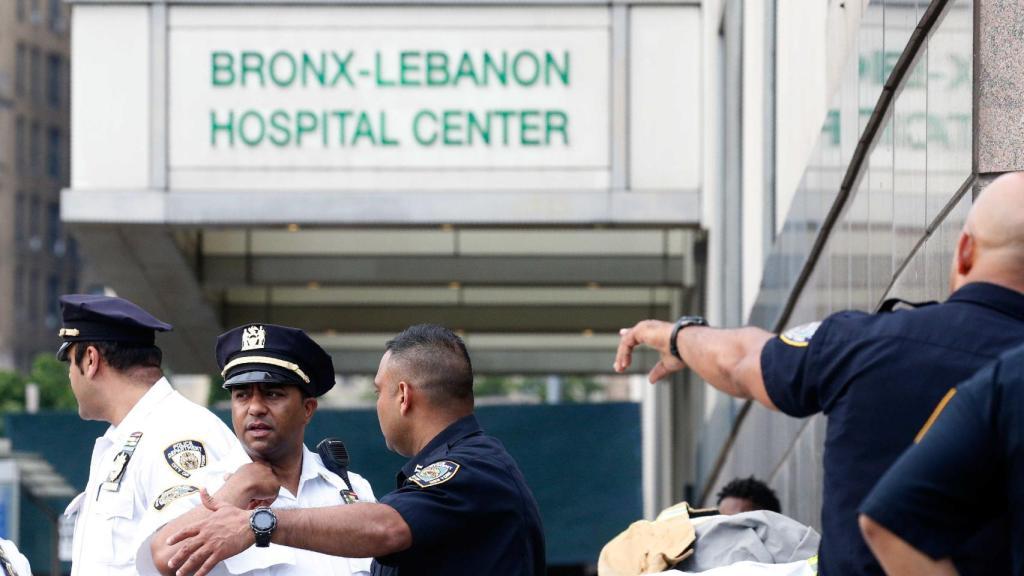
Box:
862;342;1024;575
760;282;1024;576
371;414;546;576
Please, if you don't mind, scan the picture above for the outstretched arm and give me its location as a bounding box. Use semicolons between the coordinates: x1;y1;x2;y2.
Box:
166;497;411;576
614;320;777;410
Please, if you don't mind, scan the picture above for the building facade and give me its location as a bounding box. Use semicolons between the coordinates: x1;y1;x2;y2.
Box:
0;0;77;371
696;0;1024;532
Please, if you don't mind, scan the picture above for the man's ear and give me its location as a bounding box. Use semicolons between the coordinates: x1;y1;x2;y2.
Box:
303;397;318;422
83;345;102;379
398;380;411;416
956;230;975;276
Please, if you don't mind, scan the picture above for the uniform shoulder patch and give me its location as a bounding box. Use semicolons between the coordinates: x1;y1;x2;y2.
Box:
779;321;822;348
154;485;199;510
164;440;208;478
408;460;460;488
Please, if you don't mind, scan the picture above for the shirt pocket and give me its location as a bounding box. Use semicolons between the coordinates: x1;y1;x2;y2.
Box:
91;490;137;565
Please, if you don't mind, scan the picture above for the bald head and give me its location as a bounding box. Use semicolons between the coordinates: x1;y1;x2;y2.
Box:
951;172;1024;292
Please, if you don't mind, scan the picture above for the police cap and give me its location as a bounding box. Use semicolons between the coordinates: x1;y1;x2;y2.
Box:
217;324;335;397
56;294;173;361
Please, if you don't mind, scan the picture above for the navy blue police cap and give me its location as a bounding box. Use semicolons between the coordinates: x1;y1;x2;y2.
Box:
56;294;173;361
217;324;335;397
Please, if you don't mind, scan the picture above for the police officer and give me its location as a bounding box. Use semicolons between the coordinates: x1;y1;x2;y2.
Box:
614;171;1024;575
57;294;243;576
142;323;376;576
859;342;1024;575
164;324;546;576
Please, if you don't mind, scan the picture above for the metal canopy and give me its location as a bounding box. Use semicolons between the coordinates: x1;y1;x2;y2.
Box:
68;224;702;375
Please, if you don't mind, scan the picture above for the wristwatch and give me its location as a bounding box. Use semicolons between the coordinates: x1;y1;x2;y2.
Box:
249;506;277;548
669;316;708;360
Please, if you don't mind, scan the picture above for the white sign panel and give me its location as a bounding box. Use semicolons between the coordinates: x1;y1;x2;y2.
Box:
168;7;610;191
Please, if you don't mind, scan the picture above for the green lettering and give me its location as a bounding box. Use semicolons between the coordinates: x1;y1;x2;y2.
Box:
426;51;450;86
268;110;291;146
295;111;317;146
380;112;399;146
494;110;514;145
211;52;235;87
330;51;355;87
302;52;327;87
452;52;480;87
442;110;464;146
269;51;297;88
545;110;569;145
210;110;234;147
413;110;438;146
512;51;540;86
482;52;507;86
332;111;352;145
400;51;421;86
352;112;377;146
520;110;540;146
238;111;265;147
466;110;490;146
240;52;265;87
375;51;396;87
545;51;570;86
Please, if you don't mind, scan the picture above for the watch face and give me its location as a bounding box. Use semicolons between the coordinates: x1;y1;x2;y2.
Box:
252;510;275;531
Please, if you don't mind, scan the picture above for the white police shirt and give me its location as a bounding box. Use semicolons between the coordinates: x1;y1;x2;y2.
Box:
136;445;376;576
0;538;32;576
64;378;243;576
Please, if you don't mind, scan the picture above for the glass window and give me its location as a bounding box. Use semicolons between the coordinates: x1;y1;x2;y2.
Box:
31;0;40;25
14;266;24;320
14;193;26;247
17;0;26;21
30;121;41;175
15;116;25;173
48;0;63;32
30;48;41;100
47;54;61;108
15;44;26;96
47;201;60;253
29;195;40;241
29;270;39;322
47;273;60;327
47;127;61;179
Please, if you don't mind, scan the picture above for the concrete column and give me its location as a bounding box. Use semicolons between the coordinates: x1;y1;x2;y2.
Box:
975;1;1024;185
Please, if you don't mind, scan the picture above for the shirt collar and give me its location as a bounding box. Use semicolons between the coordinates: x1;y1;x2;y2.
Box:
948;282;1024;321
399;414;482;480
108;377;174;442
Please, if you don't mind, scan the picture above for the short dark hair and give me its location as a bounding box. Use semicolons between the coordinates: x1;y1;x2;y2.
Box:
716;476;781;513
73;341;163;373
385;324;473;405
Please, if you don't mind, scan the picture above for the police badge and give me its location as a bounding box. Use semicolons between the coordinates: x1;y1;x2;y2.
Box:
241;325;266;351
164;440;208;478
101;432;143;492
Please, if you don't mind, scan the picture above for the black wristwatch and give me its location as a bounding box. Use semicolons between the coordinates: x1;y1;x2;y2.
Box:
249;506;277;548
669;316;708;360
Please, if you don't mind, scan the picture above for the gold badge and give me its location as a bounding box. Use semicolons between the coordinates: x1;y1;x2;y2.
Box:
241;325;266;351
